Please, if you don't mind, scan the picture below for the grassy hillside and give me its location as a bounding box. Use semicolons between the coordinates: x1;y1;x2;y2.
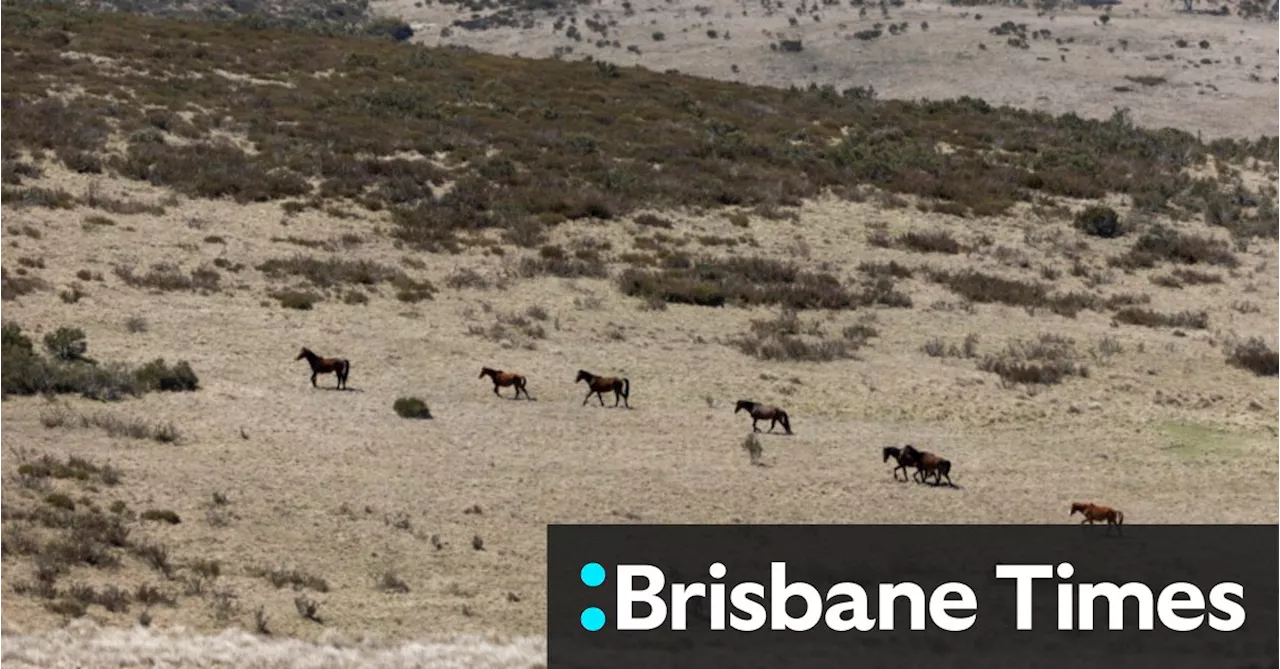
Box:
4;3;1276;250
1;1;1277;658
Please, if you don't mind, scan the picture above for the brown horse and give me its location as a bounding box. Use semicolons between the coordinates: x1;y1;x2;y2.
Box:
882;446;919;481
575;370;630;408
1070;502;1124;535
734;400;792;435
296;347;350;390
902;445;954;487
479;367;532;400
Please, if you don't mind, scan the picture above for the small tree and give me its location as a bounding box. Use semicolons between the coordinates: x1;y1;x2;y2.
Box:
43;327;93;363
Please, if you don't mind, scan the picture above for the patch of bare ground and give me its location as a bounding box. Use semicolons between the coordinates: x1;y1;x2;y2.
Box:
376;0;1280;139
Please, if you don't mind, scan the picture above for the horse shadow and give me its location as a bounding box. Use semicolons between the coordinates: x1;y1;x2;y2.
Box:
320;385;364;393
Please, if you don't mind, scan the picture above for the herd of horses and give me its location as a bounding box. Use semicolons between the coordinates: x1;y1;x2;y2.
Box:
880;445;1125;530
297;346;1126;530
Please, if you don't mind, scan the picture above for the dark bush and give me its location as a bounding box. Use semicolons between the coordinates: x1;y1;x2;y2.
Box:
1074;205;1123;238
1114;225;1238;268
1225;338;1278;376
393;397;432;419
135;359;201;392
618;256;858;310
1113;307;1209;329
43;327;93;363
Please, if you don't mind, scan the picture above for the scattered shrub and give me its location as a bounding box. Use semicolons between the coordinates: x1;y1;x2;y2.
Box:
1225;338;1278;376
619;256;858;310
1113;225;1238;268
728;310;874;362
2;323;198;399
393;397;433;419
897;230;963;254
140;509;181;524
977;334;1087;386
1113;307;1209;329
1073;205;1123;238
272;290;320;310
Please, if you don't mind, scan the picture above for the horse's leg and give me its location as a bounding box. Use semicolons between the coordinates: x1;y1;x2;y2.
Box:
767;418;776;433
752;418;761;433
597;391;606;407
311;371;318;388
582;390;593;406
494;384;502;398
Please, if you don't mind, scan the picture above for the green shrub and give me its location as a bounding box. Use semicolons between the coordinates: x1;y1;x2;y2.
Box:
1113;308;1209;329
618;256;858;310
1225;338;1278;376
1113;225;1238;268
134;359;199;392
1074;205;1123;238
393;397;432;419
271;290;319;310
140;509;181;524
43;327;93;363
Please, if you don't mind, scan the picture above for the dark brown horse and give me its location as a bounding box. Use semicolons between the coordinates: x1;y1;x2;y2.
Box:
882;445;920;482
296;347;350;390
902;445;953;487
734;400;792;435
575;370;630;408
479;367;532;400
1070;502;1124;535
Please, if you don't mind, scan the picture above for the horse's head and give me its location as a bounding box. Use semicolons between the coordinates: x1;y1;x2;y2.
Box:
1069;502;1087;516
295;347;311;360
734;400;752;414
575;370;591;384
479;367;494;379
882;446;900;462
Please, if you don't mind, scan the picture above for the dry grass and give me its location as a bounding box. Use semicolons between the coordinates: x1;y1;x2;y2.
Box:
0;0;1276;662
3;3;1275;260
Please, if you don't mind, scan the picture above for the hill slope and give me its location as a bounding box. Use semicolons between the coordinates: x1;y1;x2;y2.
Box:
1;4;1277;665
375;0;1280;138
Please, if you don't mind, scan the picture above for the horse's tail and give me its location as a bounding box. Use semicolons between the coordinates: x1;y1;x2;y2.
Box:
779;411;791;434
342;359;351;379
620;378;630;399
939;459;951;476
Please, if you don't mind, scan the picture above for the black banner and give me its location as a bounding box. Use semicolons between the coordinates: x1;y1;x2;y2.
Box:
548;525;1277;669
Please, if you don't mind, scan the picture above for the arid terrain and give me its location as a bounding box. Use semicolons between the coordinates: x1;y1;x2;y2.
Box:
1;0;1277;666
385;0;1280;138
